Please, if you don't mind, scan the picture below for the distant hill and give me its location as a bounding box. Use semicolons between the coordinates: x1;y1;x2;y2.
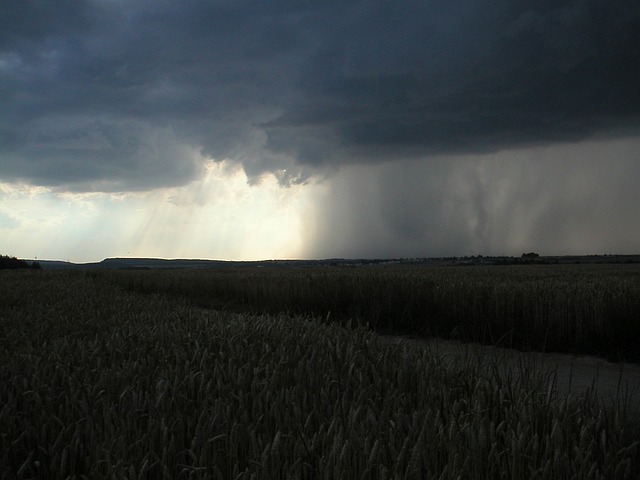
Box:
32;260;82;270
31;257;409;270
31;257;336;270
33;258;236;270
21;254;640;270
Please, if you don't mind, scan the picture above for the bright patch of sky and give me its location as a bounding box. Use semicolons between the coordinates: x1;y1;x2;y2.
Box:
0;162;321;262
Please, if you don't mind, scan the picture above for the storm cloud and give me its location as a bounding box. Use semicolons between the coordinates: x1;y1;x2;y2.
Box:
304;137;640;258
1;0;639;190
2;1;640;260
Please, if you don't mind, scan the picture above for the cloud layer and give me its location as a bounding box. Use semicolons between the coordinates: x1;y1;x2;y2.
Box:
2;0;639;190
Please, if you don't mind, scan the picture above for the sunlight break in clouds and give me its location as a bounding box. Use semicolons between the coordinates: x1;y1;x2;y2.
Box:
0;162;318;262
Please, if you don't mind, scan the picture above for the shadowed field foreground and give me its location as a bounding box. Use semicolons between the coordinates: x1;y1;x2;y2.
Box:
1;270;639;478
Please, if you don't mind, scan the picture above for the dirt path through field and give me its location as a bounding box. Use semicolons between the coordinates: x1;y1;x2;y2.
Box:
380;334;640;420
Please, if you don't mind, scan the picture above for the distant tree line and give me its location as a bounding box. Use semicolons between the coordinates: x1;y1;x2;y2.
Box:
0;255;41;270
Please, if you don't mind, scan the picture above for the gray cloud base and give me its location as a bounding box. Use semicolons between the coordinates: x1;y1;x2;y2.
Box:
1;0;639;190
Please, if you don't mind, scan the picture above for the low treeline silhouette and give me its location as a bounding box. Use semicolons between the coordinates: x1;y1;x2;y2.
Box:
0;255;41;270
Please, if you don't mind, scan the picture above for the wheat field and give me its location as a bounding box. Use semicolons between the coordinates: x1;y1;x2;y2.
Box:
1;269;639;478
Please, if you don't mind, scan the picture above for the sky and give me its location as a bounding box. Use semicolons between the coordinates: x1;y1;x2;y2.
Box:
1;0;639;262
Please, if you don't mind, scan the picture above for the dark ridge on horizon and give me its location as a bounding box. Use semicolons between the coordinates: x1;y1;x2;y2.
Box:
20;254;640;270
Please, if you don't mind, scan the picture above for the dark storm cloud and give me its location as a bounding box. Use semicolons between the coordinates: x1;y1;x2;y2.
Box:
304;138;640;259
1;0;639;190
266;0;640;162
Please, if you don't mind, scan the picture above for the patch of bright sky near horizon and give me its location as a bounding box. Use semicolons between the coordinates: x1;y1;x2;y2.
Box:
0;162;320;262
